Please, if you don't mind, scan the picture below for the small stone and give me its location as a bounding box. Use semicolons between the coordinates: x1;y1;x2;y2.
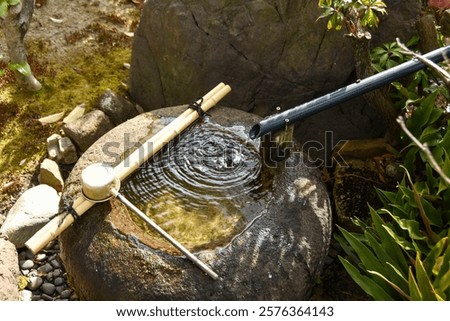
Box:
50;259;61;269
46;272;54;282
52;269;62;277
54;277;64;286
58;137;78;164
41;293;54;301
47;134;61;160
53;243;60;250
18;251;27;261
0;185;61;248
60;289;71;299
37;263;53;274
39;159;64;192
56;285;66;294
20;290;33;301
62;110;114;152
41;283;56;296
31;294;41;301
20;259;34;270
98;89;138;126
27;276;43;291
35;253;47;262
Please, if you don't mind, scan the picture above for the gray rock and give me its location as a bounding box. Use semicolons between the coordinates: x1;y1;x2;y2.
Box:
20;259;34;270
58;137;78;164
41;282;56;296
54;277;64;286
41;293;54;301
0;237;20;300
60;107;332;300
60;289;71;299
52;269;62;277
0;185;61;248
20;290;32;301
50;259;60;269
34;253;47;262
37;263;53;274
129;0;420;116
47;134;61;160
62;110;114;152
39;159;64;192
46;272;53;282
31;294;41;301
27;276;43;291
98;89;138;125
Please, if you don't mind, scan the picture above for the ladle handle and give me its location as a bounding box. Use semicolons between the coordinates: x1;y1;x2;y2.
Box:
111;189;219;280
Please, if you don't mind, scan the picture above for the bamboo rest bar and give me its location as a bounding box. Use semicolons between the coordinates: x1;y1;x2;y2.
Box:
25;83;232;254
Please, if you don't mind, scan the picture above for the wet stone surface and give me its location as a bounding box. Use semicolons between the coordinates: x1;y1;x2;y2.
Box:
59;106;332;300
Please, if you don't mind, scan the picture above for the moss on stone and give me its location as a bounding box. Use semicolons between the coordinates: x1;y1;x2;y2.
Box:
0;47;131;177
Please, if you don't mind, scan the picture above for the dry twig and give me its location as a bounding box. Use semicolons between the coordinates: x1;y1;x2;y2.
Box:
397;116;450;186
396;38;450;87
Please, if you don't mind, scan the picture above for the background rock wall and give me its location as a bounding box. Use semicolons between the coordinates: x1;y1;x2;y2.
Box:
129;0;421;117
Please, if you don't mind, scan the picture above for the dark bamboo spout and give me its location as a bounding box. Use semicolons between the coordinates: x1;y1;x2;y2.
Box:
249;45;450;139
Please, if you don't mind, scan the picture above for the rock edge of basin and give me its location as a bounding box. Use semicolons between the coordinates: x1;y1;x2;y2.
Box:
59;106;332;300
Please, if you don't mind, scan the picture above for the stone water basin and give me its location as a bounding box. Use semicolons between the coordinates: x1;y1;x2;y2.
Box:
59;106;331;300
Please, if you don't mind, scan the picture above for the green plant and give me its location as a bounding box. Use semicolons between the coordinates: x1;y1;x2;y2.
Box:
0;0;20;19
336;62;450;300
318;0;387;36
371;37;419;72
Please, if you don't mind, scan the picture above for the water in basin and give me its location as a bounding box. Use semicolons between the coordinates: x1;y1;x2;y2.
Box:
121;119;272;251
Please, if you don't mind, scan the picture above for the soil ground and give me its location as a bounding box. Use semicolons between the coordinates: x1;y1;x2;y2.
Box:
0;0;367;301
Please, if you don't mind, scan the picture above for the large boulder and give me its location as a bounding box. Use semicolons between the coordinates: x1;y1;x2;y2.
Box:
129;0;421;116
59;106;332;300
0;185;61;248
0;237;20;300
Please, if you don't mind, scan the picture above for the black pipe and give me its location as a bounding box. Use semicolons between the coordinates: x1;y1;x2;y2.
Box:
249;45;450;139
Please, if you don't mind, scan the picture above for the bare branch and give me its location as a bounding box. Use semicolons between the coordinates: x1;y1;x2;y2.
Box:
396;38;450;85
397;116;450;186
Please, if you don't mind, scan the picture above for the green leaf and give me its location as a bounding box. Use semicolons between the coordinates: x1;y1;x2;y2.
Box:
0;69;4;77
408;267;423;300
339;227;389;276
382;209;426;241
7;0;20;6
368;270;410;300
437;269;450;295
8;61;31;77
415;254;441;300
365;231;409;293
383;224;416;251
370;207;409;273
423;237;448;276
0;1;8;19
339;256;394;300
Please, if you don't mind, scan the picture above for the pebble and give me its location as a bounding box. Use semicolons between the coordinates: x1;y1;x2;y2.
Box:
20;259;34;270
37;263;53;274
17;240;73;301
41;293;54;301
50;259;61;269
35;253;47;262
60;289;71;299
41;283;56;296
20;290;33;301
28;276;43;291
31;294;41;301
54;277;64;286
46;272;54;282
53;269;62;277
